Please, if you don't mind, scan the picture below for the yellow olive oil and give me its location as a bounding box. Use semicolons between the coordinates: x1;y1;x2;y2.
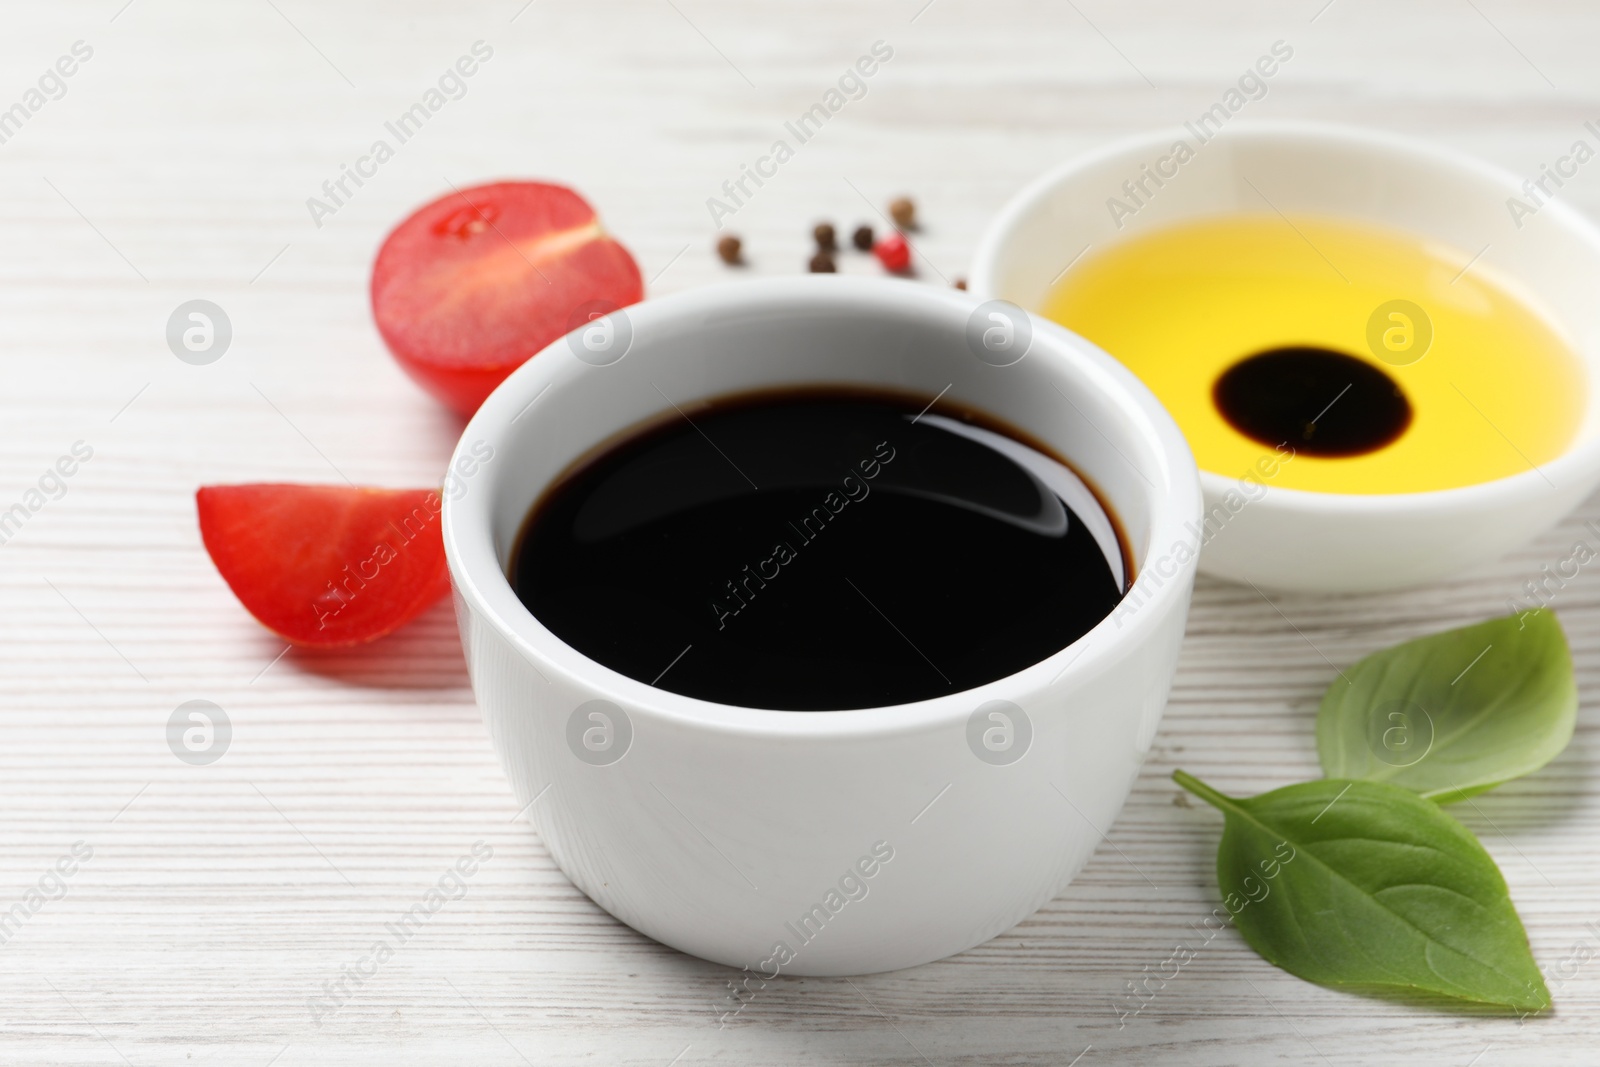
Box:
1043;215;1586;494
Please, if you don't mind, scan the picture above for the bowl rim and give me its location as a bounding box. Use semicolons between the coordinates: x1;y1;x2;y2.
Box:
443;275;1202;739
968;118;1600;514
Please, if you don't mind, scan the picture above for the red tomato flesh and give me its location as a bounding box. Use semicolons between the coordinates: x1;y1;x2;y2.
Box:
197;484;452;646
371;181;644;416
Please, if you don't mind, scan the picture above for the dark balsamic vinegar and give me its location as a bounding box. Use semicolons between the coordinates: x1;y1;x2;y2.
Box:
1213;347;1412;457
511;390;1127;711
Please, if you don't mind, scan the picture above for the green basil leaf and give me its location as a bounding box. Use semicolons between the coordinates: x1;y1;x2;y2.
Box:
1174;771;1550;1012
1315;608;1576;803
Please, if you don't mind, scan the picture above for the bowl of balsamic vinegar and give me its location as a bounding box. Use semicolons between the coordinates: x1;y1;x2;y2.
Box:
443;276;1203;974
973;122;1600;592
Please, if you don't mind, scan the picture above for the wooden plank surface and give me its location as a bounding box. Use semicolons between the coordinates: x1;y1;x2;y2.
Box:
3;0;1599;1063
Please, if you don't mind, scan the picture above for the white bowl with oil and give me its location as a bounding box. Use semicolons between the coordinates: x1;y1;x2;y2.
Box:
971;121;1600;593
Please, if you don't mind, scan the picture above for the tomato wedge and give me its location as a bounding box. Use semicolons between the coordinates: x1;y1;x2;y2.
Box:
197;484;452;646
371;180;644;416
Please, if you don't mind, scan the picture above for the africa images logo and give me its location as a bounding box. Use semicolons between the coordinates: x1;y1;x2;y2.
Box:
718;841;895;1027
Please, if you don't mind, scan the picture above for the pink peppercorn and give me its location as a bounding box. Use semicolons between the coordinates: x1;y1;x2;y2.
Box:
874;232;911;273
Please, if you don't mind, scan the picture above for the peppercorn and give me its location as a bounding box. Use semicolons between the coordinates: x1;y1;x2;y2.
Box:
953;278;968;290
852;224;874;251
715;234;743;265
808;251;837;273
888;197;916;229
813;222;837;251
873;232;910;273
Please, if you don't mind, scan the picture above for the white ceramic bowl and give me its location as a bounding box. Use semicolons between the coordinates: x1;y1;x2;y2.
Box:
971;121;1600;593
443;276;1202;975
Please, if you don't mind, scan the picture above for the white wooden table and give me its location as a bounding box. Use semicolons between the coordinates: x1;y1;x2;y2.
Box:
4;1;1599;1063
